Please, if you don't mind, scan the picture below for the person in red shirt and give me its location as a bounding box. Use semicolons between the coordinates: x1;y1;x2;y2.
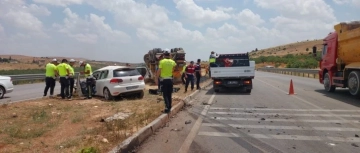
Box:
184;61;195;92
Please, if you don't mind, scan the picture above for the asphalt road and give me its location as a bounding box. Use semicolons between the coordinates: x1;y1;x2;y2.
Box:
136;71;360;153
0;82;60;103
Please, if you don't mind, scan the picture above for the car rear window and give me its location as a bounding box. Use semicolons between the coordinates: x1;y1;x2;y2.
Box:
113;68;141;77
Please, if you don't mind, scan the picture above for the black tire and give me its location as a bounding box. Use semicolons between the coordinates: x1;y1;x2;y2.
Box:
214;89;220;93
103;88;114;101
245;89;252;93
348;71;360;96
324;72;335;92
137;91;144;99
0;86;5;99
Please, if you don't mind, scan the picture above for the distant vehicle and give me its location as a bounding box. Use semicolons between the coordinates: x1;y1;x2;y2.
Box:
0;76;14;99
210;53;255;93
314;21;360;96
92;66;145;100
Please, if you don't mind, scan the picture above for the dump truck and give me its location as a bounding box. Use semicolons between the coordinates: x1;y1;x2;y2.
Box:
143;48;186;84
313;21;360;96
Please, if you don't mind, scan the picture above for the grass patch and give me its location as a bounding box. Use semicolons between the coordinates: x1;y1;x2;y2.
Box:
0;78;212;153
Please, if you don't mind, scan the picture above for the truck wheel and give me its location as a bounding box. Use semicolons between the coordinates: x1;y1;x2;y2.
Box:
347;71;360;96
324;72;335;92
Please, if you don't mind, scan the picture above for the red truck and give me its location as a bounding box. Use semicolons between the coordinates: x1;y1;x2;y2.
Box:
313;21;360;96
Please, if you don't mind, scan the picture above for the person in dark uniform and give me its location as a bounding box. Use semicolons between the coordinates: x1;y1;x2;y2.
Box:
156;49;176;113
195;59;202;90
184;61;195;92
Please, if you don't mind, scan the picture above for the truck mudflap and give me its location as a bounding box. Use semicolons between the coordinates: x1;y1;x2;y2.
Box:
213;79;253;92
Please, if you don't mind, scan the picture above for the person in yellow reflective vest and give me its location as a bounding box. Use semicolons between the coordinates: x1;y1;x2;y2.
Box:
156;50;176;113
43;58;58;98
181;60;187;85
57;59;71;99
80;61;94;99
209;51;219;77
68;59;76;99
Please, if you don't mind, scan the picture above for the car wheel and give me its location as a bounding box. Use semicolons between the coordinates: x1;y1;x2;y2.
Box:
136;91;144;99
103;88;113;101
0;86;5;99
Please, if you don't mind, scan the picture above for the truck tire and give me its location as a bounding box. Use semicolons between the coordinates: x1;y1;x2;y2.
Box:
245;89;251;93
324;72;335;92
347;71;360;96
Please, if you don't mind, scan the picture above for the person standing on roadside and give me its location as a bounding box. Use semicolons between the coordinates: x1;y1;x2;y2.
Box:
43;59;58;98
195;59;202;90
67;59;76;99
57;59;70;99
79;61;94;99
156;50;176;113
184;61;195;92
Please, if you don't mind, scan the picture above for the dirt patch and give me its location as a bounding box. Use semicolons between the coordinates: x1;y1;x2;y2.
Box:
0;79;212;153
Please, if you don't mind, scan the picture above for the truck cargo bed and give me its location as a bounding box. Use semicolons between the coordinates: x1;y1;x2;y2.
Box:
210;61;255;78
335;22;360;65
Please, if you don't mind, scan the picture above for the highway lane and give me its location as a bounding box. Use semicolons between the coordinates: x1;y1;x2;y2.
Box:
0;82;60;103
136;71;360;153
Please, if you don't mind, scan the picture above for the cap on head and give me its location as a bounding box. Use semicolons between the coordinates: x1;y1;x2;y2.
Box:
61;59;68;63
163;51;170;57
79;61;84;65
163;48;170;52
211;51;215;54
52;58;57;62
69;59;75;63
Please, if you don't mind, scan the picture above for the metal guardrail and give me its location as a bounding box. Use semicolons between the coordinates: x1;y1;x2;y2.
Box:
7;72;80;82
257;68;319;78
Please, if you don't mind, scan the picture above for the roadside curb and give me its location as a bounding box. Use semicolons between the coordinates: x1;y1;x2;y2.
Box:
108;79;213;153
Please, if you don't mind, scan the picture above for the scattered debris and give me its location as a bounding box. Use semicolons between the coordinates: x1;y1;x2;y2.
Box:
99;118;105;122
351;143;359;147
335;123;341;125
12;113;17;118
244;111;253;113
248;130;250;132
185;120;192;124
202;102;210;105
102;138;109;143
355;134;359;138
274;114;279;117
171;128;180;131
104;112;133;122
260;118;266;121
327;143;336;146
254;106;267;108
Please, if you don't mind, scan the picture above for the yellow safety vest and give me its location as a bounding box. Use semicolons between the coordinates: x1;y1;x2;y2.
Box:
209;55;216;63
182;65;187;73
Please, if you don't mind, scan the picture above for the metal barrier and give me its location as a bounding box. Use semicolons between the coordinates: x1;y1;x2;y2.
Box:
257;68;319;78
7;73;80;82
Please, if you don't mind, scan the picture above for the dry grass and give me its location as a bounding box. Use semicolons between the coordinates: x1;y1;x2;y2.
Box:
0;80;212;153
249;39;323;58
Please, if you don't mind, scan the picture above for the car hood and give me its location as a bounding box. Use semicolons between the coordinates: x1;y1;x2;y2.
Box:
0;76;11;80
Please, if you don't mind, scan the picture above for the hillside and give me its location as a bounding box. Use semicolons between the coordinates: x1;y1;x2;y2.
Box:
249;39;323;58
249;39;324;69
0;54;138;71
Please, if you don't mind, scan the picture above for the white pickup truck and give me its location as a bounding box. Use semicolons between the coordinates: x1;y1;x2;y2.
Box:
210;53;255;93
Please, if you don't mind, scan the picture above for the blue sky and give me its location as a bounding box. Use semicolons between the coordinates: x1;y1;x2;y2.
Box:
0;0;359;63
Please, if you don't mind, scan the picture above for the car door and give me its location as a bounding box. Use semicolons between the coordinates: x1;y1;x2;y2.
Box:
96;70;109;96
92;71;102;96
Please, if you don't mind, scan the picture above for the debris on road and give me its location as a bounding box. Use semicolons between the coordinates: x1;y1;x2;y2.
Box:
351;143;359;147
355;134;359;137
261;118;266;121
185;120;192;124
105;112;133;122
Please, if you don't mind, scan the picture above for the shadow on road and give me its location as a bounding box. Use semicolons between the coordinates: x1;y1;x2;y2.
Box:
314;89;360;108
205;87;251;95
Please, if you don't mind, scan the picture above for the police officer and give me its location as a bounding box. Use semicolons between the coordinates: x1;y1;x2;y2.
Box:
79;61;94;99
184;61;195;92
68;59;76;99
209;51;219;77
57;59;70;99
156;50;176;113
181;60;187;85
43;59;58;98
195;59;202;90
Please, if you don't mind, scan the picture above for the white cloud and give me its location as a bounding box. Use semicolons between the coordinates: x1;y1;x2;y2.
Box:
233;9;264;26
53;8;131;44
173;0;232;26
27;4;51;16
216;6;234;12
333;0;360;7
33;0;83;7
0;0;49;38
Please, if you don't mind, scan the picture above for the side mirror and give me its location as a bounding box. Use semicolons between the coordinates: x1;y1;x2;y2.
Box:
312;46;317;57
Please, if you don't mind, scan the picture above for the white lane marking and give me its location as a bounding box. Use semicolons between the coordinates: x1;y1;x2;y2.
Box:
177;94;216;153
201;123;360;132
208;112;360;118
210;117;360;123
255;78;360;129
198;132;360;143
209;107;360;112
